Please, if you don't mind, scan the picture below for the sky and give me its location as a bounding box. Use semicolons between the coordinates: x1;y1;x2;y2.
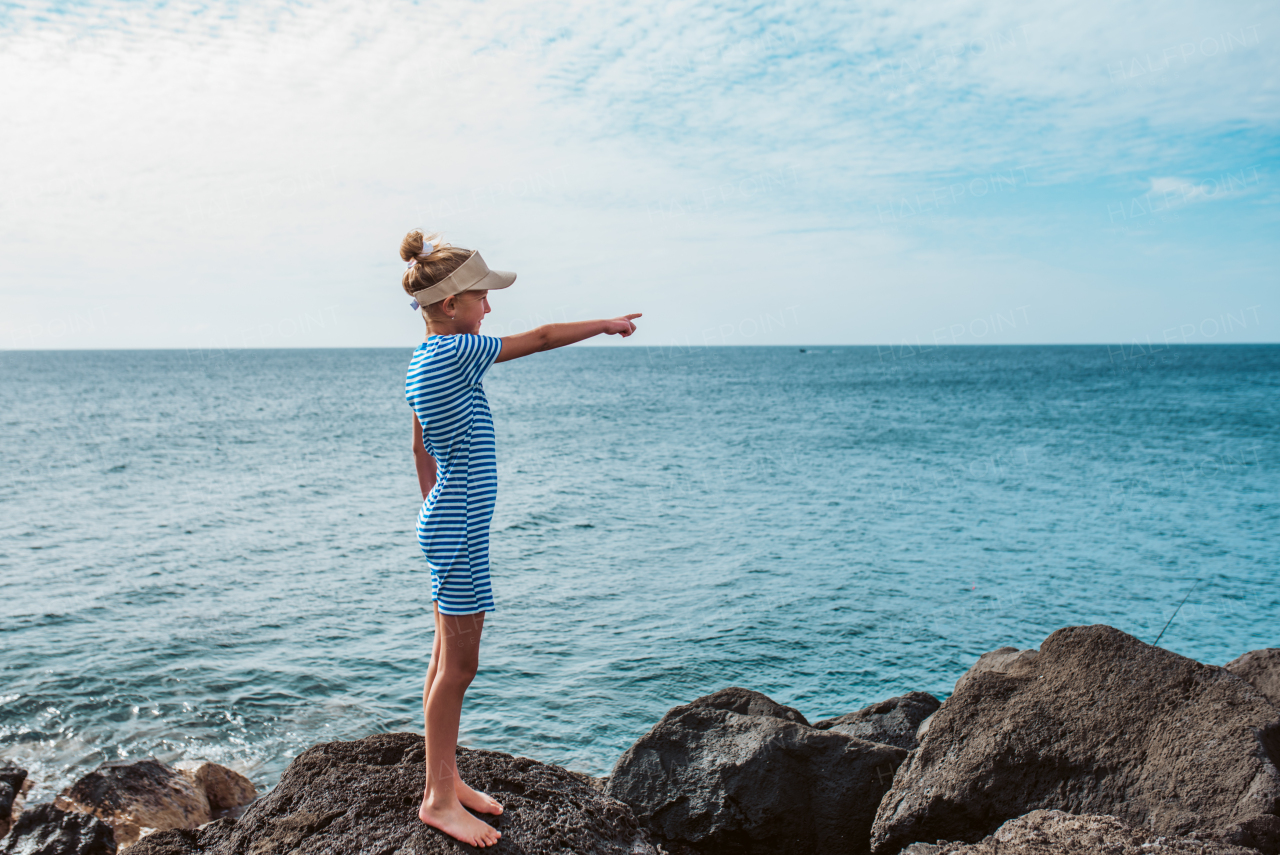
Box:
1;0;1276;350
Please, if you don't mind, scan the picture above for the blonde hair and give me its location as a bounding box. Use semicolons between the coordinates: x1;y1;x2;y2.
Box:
399;230;473;300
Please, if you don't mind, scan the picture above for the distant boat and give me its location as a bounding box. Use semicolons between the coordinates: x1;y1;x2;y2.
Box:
799;348;807;353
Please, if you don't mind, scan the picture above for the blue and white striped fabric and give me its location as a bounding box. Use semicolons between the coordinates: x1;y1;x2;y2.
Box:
405;333;504;615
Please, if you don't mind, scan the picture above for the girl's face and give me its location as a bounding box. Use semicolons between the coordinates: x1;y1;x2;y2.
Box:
452;290;490;334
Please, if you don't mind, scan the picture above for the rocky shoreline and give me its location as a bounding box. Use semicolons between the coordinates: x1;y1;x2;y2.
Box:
3;624;1277;855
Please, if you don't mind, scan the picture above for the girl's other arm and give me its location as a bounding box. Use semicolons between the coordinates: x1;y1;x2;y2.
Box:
412;413;437;500
495;314;641;363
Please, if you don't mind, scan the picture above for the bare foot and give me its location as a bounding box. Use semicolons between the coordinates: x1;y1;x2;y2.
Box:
455;776;503;816
419;795;502;847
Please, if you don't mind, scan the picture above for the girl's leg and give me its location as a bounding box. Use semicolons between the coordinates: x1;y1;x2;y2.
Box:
422;604;502;815
423;604;442;722
418;610;501;848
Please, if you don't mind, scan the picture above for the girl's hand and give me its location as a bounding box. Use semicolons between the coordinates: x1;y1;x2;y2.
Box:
603;314;642;337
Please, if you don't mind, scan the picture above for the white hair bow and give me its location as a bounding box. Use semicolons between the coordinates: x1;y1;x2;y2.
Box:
406;240;436;270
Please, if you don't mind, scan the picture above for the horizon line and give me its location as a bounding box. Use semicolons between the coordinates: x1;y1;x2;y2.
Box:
4;342;1279;353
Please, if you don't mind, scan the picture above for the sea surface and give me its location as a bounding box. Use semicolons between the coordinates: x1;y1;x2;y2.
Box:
2;345;1277;802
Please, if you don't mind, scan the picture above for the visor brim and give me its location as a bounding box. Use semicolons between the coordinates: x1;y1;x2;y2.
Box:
474;269;516;291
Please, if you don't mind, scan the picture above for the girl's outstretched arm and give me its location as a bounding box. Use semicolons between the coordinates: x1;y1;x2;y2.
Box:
495;314;641;363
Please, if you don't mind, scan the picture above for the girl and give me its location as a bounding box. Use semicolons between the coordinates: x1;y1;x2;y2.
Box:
400;230;640;848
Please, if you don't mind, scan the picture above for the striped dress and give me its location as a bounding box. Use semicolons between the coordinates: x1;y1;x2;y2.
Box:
405;333;504;615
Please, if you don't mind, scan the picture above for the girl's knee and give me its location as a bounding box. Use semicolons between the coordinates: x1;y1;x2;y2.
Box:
438;661;478;688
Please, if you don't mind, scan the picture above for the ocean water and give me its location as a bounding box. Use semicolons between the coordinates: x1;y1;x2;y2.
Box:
2;344;1277;802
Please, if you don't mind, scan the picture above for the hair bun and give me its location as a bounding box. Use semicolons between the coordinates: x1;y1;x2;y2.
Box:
400;230;451;264
399;230;426;263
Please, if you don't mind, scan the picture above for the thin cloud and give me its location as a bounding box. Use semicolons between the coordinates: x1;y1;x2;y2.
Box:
1;0;1277;348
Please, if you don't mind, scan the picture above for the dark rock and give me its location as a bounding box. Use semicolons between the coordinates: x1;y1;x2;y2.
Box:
951;646;1039;695
1;766;28;839
813;692;941;750
911;647;1038;747
564;771;608;793
1;802;116;855
55;759;212;849
0;767;27;817
172;764;256;818
686;686;809;725
869;625;1280;855
127;819;234;855
921;810;1265;854
126;829;202;855
130;732;656;854
1216;817;1280;855
1227;649;1280;709
606;688;908;855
